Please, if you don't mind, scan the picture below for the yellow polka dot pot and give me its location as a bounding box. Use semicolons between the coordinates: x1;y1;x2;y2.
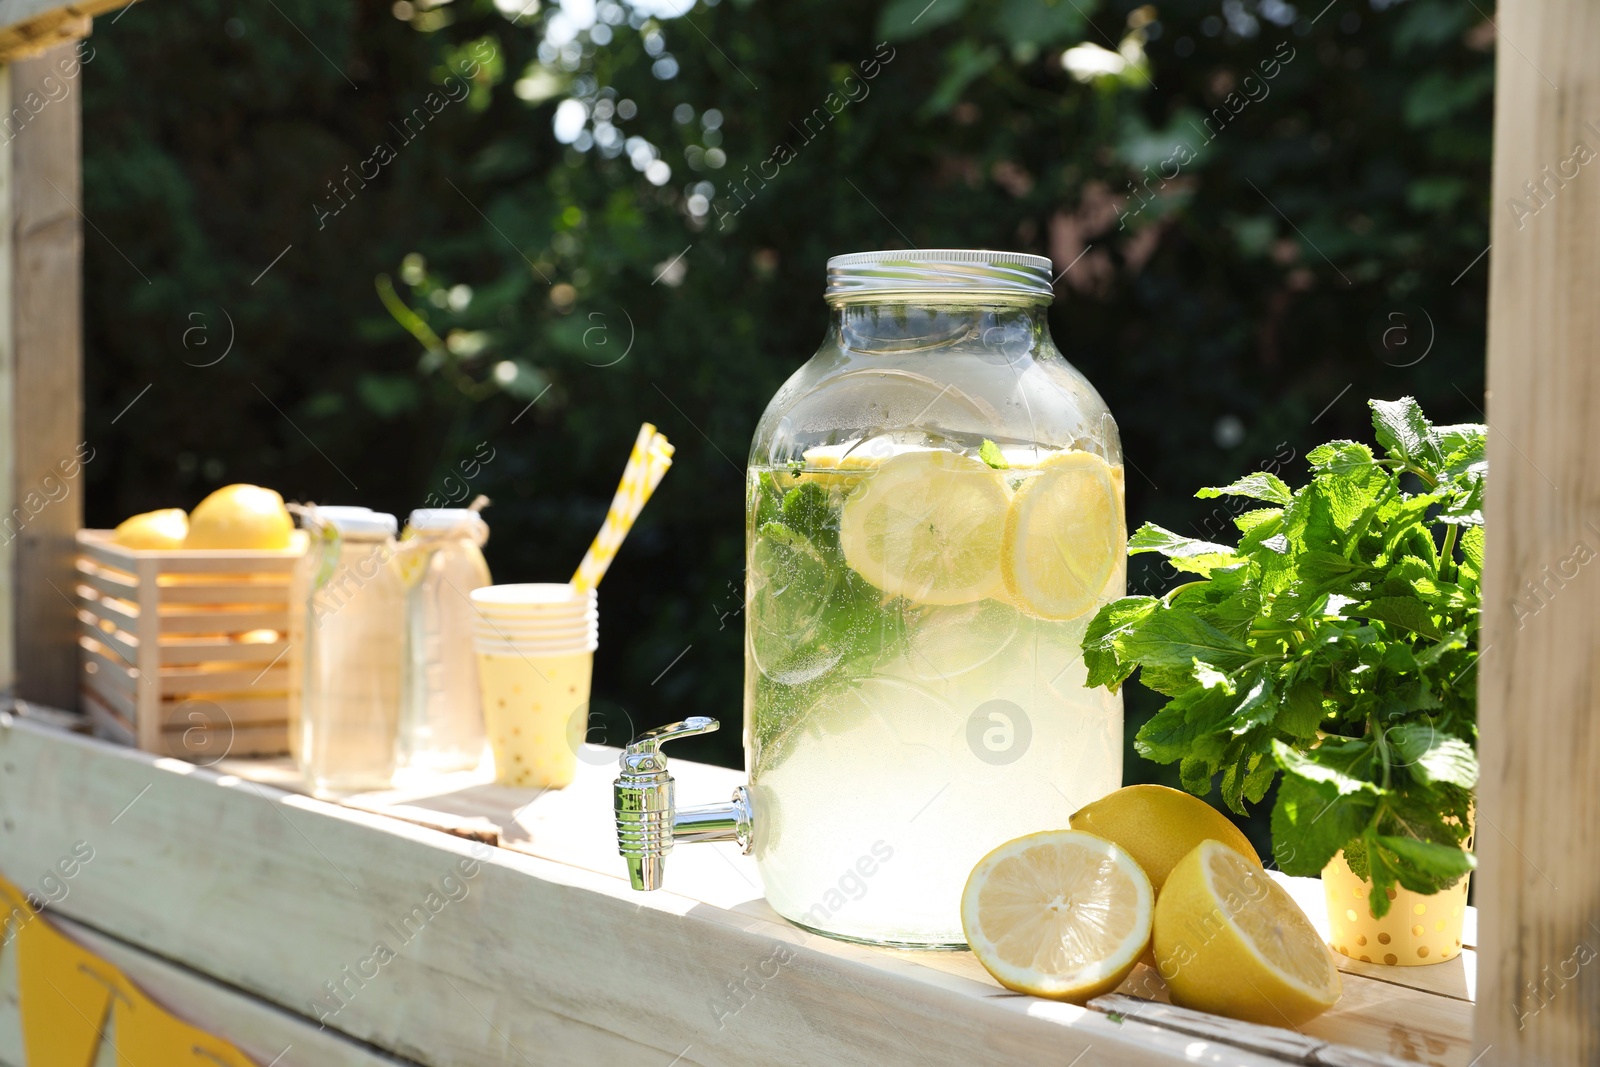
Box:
1322;848;1470;966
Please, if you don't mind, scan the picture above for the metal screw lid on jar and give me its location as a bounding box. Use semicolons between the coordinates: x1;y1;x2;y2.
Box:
824;249;1055;306
312;505;398;539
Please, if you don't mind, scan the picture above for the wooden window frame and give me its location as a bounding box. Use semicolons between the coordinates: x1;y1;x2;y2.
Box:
0;2;1592;1062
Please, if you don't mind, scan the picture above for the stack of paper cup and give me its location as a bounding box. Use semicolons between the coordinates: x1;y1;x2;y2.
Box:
469;583;598;789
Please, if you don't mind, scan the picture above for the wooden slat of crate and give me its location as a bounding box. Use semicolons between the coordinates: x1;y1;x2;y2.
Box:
74;559;138;601
160;721;288;760
161;662;289;695
159;638;290;667
79;637;136;698
76;528;302;573
80;552;292;606
82;667;136;721
157;579;290;604
80;686;135;746
169;695;290;727
158;608;288;635
77;612;139;670
77;584;137;632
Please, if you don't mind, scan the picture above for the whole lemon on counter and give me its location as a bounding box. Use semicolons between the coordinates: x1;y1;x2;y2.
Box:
114;508;189;550
184;484;294;550
1069;784;1260;893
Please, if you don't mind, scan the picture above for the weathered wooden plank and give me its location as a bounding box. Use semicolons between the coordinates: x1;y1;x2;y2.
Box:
219;740;1474;1066
0;907;422;1065
7;41;84;709
1090;994;1427;1067
1478;1;1600;1064
1;715;1388;1067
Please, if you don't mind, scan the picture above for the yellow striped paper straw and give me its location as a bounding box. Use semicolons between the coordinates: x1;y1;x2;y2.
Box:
571;423;674;594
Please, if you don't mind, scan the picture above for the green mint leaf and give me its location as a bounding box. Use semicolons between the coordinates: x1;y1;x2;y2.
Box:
1361;596;1443;640
1127;523;1238;576
1438;474;1484;525
1196;471;1293;507
1274;738;1377;796
755;472;786;528
1306;440;1376;476
1342;833;1371;883
1135;684;1235;765
1179;755;1216;795
1243;755;1276;805
977;439;1008;469
1193;658;1235;694
1372;834;1476;894
1370;396;1446;474
1082;597;1160;691
1120;607;1254;675
1458;526;1484;581
1435;423;1487;476
1276;680;1328;738
781;482;832;544
1295;550;1369;592
1233;507;1283;534
1270;774;1374;876
1389;724;1479;788
1229;672;1275;734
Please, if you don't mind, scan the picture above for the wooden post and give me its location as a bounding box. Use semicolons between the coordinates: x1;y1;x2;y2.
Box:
0;39;86;708
1478;1;1600;1062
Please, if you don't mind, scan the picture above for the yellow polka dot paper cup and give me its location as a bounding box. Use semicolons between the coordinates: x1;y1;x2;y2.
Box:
475;647;593;789
469;583;600;790
1322;848;1470;966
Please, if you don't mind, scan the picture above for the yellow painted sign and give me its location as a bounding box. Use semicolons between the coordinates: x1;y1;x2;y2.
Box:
1;876;256;1066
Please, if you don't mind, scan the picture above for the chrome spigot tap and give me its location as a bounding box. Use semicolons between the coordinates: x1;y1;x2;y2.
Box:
613;717;753;891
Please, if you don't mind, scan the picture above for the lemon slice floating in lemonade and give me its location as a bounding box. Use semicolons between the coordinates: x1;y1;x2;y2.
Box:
838;449;1010;605
1154;840;1342;1026
1001;449;1124;620
962;829;1153;1002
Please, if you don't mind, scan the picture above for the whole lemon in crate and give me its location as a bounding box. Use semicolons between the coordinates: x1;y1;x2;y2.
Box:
184;484;294;550
113;508;188;550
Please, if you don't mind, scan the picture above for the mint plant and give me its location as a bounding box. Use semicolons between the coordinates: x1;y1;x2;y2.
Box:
1082;398;1483;917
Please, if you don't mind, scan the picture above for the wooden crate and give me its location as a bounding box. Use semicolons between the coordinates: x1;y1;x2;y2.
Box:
72;529;304;760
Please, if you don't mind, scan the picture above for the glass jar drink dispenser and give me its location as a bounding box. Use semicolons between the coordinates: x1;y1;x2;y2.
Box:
615;250;1126;948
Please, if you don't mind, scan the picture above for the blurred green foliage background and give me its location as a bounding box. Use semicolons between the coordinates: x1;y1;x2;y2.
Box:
80;0;1492;839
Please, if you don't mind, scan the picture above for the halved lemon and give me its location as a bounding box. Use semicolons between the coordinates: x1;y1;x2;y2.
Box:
961;829;1153;1002
1001;450;1125;621
1069;784;1261;893
838;450;1009;605
1153;840;1342;1027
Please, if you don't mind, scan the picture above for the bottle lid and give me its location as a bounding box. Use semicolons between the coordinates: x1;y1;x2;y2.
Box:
407;508;488;537
312;505;397;538
824;249;1055;307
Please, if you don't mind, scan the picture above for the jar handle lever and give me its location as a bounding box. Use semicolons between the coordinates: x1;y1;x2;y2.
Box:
613;717;753;891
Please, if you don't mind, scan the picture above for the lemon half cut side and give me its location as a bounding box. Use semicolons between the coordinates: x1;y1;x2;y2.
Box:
1154;840;1342;1027
962;829;1153;1003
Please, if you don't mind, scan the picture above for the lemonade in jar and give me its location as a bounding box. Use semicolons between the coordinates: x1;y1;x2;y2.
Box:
745;250;1125;947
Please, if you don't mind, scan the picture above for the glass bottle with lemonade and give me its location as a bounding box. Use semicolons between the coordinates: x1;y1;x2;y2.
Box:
745;250;1126;948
